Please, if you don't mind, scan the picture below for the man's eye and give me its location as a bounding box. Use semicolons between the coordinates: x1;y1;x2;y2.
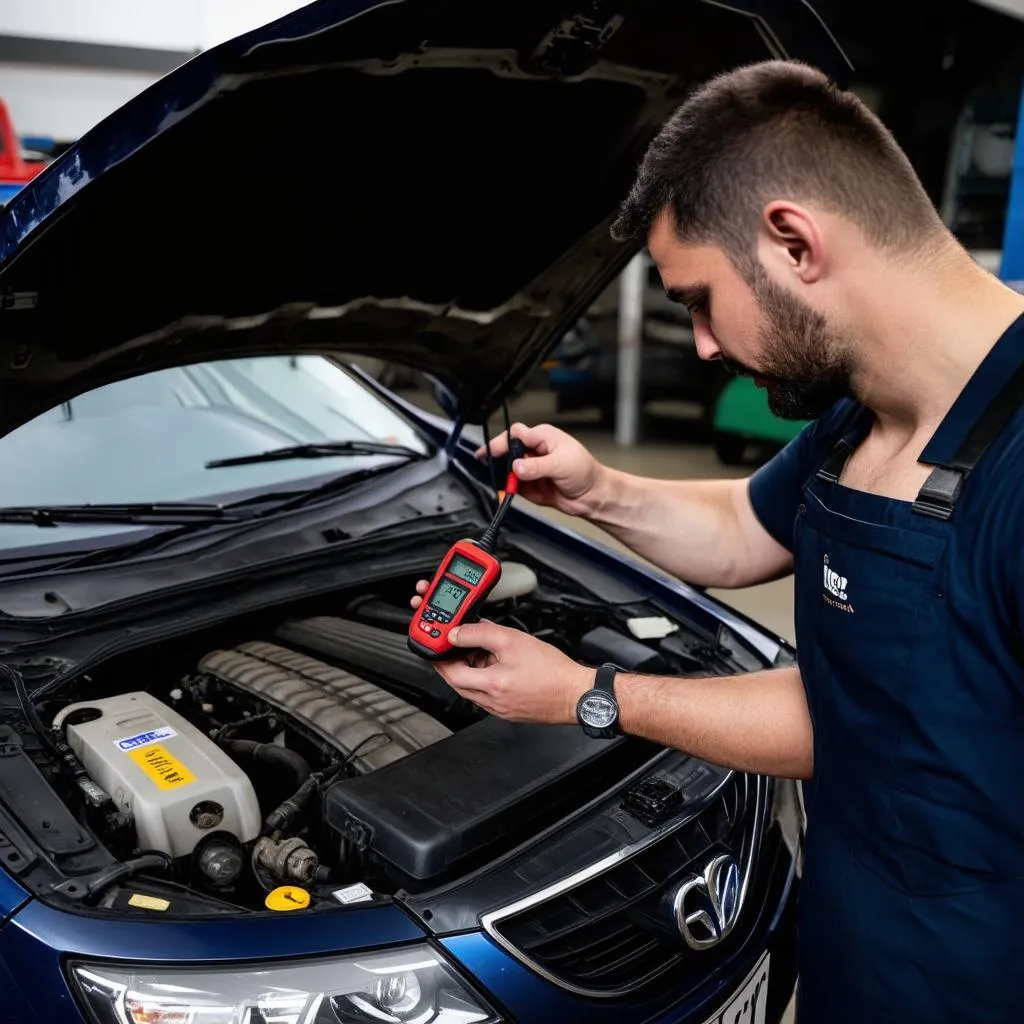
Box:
688;298;709;316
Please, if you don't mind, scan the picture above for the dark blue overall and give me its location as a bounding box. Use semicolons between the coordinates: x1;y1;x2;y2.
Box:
748;314;1024;1022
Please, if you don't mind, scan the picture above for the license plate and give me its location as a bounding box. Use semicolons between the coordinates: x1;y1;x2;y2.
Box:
703;953;770;1024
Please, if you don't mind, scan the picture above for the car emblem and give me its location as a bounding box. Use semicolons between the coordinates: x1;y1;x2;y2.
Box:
672;853;742;950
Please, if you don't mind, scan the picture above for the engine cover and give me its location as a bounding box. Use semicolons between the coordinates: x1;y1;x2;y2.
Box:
54;692;261;858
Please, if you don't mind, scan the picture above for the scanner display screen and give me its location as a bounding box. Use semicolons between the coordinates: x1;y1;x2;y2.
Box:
429;579;469;615
448;554;485;586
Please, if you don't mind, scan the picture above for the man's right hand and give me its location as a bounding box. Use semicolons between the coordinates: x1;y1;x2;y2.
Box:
477;423;606;518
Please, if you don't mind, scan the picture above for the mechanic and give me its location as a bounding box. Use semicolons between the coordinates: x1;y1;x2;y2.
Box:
411;60;1024;1022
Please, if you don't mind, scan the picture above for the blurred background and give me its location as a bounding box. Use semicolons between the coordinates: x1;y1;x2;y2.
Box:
2;0;1024;642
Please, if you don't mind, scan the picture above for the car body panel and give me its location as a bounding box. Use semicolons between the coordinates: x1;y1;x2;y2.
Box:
0;869;30;927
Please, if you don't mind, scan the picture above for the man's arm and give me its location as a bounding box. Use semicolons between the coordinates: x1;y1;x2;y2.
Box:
583;470;793;588
434;623;814;780
615;665;813;779
479;421;821;590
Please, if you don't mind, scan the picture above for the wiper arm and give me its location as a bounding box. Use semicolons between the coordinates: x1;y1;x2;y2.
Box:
205;440;425;469
0;502;238;526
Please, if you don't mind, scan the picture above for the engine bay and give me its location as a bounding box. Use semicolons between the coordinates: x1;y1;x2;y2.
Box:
0;549;762;918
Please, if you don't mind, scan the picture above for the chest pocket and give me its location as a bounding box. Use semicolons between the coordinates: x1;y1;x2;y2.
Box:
795;492;948;796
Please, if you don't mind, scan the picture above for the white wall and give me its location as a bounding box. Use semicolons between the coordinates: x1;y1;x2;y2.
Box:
0;0;312;53
0;0;314;138
0;64;158;139
198;0;315;50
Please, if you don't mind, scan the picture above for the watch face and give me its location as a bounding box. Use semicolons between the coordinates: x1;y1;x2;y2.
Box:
579;692;617;729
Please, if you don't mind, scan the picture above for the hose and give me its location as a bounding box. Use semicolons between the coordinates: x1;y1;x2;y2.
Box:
85;851;174;903
262;775;319;836
226;740;310;786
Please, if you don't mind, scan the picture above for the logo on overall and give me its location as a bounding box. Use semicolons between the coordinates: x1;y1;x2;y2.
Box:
823;553;847;600
822;554;854;612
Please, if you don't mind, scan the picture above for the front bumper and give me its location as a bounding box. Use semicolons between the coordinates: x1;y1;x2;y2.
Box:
0;829;796;1024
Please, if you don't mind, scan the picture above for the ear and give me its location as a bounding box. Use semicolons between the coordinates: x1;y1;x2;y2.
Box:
760;201;824;285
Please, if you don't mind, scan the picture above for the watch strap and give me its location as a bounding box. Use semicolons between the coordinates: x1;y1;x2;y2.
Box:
595;662;617;697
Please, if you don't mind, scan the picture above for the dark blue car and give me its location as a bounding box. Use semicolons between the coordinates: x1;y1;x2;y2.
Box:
0;2;853;1022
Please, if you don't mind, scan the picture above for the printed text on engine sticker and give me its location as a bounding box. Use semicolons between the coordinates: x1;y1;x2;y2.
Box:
129;745;196;790
115;726;177;751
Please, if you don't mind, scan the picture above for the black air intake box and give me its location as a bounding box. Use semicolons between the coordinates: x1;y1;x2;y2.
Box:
325;716;650;887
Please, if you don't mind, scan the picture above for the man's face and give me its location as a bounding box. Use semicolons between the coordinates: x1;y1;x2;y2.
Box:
647;210;852;420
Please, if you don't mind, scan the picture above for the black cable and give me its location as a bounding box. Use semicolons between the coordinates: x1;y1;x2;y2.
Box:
213;710;274;743
481;417;499;497
477;493;514;554
0;662;61;761
85;851;174;902
502;400;513;478
337;731;390;774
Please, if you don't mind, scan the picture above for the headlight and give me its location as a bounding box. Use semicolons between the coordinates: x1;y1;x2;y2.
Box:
69;944;498;1024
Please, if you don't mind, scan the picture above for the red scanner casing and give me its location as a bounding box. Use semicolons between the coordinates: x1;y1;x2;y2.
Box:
407;538;502;660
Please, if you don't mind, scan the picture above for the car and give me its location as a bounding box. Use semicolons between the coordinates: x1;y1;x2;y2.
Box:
0;1;853;1022
711;378;809;466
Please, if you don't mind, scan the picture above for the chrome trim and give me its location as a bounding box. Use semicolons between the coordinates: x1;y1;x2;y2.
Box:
673;852;742;950
480;772;769;1000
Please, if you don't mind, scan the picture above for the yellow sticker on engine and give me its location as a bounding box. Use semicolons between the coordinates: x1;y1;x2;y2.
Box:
128;893;170;911
129;744;196;790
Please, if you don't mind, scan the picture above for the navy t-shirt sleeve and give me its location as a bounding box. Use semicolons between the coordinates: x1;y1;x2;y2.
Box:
747;399;856;552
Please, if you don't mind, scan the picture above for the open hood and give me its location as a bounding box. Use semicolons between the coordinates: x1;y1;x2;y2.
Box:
0;0;851;431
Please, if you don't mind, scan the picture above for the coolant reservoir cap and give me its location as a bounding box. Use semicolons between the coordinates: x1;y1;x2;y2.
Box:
265;885;310;911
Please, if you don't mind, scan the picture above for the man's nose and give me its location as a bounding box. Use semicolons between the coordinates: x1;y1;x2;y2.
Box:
692;315;721;362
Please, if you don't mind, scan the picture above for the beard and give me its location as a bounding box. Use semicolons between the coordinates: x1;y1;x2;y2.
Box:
720;267;853;420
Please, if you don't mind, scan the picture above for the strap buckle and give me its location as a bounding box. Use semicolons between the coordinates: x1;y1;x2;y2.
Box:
911;466;963;520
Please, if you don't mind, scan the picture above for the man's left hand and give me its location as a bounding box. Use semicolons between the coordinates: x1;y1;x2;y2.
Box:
433;620;593;724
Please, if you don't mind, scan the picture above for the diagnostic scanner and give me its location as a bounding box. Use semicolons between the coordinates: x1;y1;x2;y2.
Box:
408;439;524;660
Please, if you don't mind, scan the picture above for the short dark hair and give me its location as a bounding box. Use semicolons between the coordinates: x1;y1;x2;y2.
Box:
611;60;945;276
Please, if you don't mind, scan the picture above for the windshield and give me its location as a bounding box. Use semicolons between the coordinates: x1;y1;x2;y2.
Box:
0;355;430;551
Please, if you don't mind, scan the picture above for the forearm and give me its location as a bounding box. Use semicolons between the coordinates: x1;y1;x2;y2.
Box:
584;467;755;587
615;666;813;779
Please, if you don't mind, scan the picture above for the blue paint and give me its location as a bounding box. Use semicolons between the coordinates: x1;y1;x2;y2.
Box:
0;867;29;924
1001;76;1024;286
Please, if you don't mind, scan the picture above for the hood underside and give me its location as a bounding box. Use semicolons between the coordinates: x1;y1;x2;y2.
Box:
0;0;851;430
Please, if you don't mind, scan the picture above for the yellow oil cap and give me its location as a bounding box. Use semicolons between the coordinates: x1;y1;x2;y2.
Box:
265;885;310;911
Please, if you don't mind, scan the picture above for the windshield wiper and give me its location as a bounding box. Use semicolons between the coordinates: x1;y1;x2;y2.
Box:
205;440;425;469
0;502;240;526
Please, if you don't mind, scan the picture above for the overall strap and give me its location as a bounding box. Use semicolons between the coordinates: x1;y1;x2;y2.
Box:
815;403;871;483
913;358;1024;519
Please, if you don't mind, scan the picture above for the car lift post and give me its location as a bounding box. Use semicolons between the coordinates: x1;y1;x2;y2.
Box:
616;251;646;446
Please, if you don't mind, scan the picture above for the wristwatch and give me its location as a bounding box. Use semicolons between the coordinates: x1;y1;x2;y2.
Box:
576;663;621;739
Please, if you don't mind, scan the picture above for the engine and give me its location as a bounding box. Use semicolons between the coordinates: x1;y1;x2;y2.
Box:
15;560;745;914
